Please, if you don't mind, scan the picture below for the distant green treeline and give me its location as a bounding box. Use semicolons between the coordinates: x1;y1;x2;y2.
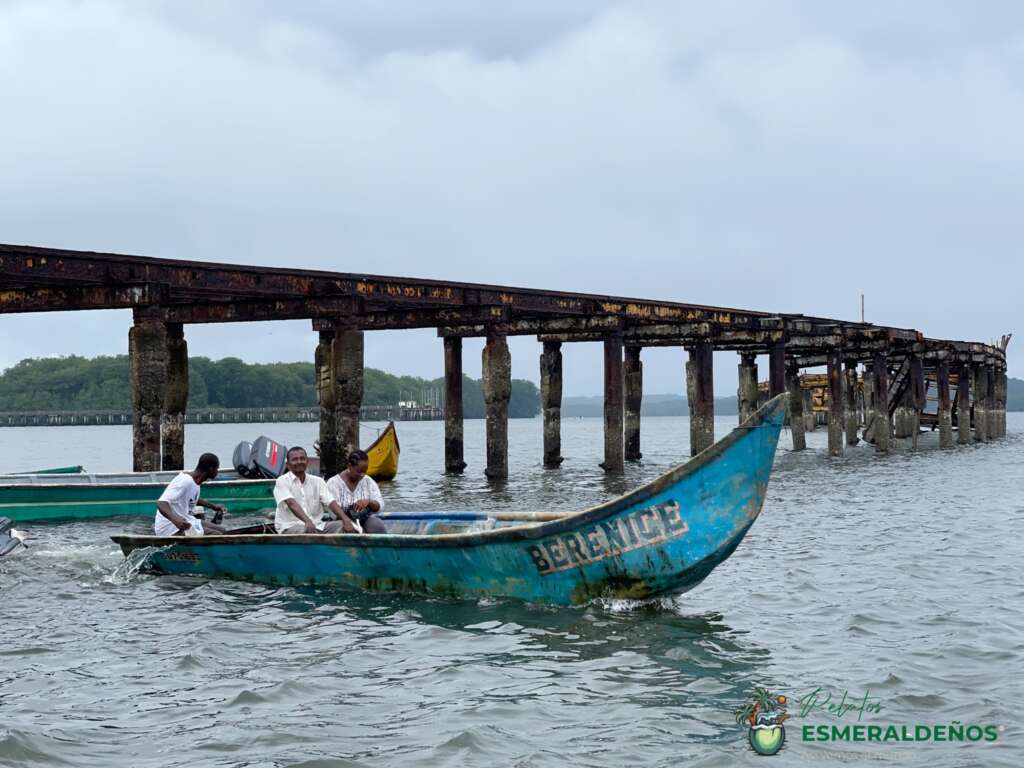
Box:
0;356;541;418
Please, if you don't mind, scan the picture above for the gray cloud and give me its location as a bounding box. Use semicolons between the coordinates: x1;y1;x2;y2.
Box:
0;0;1020;393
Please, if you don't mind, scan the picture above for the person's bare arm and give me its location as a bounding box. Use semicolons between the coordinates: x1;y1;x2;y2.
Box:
156;500;191;533
284;498;318;533
327;500;359;533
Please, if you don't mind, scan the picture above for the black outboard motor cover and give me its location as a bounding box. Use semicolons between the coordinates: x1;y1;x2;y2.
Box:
251;435;288;478
233;441;257;478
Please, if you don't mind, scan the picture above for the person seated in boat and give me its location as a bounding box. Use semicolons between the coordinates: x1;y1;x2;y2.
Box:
154;453;228;537
326;449;387;534
274;446;360;534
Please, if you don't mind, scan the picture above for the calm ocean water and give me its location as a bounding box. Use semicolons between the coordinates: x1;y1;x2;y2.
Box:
1;415;1021;767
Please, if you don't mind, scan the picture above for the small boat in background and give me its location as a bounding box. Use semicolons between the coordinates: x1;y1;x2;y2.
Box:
0;470;274;524
111;396;787;606
14;465;85;475
308;422;400;481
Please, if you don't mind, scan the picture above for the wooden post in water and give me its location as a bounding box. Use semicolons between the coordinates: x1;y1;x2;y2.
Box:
161;322;188;471
624;345;643;461
909;354;925;449
334;328;364;459
540;341;563;468
769;342;786;398
482;333;511;480
738;353;759;424
937;360;953;448
827;351;844;457
601;336;625;472
872;353;891;453
785;360;806;451
444;336;467;474
316;329;340;476
972;363;988;442
686;342;714;456
956;362;972;444
129;308;168;472
844;360;859;446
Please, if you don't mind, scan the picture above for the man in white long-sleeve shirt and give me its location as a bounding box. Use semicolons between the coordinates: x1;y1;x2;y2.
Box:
273;446;360;534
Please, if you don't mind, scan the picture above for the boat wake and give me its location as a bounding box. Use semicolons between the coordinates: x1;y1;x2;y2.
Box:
105;546;170;585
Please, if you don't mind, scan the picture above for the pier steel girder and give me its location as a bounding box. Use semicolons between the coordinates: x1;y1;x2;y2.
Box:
0;242;1006;373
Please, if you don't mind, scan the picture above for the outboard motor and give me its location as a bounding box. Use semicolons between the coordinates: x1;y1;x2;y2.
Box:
0;516;26;557
251;435;288;478
232;441;258;478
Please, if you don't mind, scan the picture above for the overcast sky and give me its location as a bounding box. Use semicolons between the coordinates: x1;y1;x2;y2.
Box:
0;1;1020;395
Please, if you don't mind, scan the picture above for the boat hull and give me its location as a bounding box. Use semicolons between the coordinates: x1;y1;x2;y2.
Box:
366;422;400;481
112;396;785;605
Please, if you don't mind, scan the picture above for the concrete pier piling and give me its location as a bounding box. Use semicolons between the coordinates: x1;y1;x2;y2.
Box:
333;328;364;460
444;336;467;474
482;333;511;481
827;352;844;457
686;342;714;456
996;369;1008;438
986;365;998;440
956;362;972;445
738;353;759;425
769;343;786;398
872;353;891;453
129;310;168;472
540;341;563;468
862;368;875;443
316;330;340;476
937;360;953;448
972;364;988;443
602;337;625;472
909;355;924;449
161;323;188;471
786;362;806;451
624;345;642;461
844;360;859;446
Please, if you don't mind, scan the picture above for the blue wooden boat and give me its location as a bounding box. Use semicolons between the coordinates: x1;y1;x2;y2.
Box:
111;394;786;605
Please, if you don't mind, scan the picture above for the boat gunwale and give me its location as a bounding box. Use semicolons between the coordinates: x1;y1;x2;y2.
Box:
0;475;274;491
111;394;786;552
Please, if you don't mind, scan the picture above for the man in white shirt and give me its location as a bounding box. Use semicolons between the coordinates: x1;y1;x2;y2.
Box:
154;453;228;536
273;446;360;534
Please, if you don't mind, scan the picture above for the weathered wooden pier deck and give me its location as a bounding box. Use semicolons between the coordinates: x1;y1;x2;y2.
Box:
0;243;1009;477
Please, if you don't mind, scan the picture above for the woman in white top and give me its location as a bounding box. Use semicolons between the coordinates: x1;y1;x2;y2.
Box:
326;449;387;534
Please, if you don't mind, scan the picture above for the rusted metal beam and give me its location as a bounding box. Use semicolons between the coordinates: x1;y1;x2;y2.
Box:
0;284;165;313
441;315;623;338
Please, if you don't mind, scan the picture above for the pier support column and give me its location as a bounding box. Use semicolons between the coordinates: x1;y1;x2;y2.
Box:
785;361;806;451
129;309;168;472
686;342;714;456
444;336;467;474
972;364;988;442
803;388;816;433
769;343;786;398
937;360;953;448
540;341;563;468
334;328;364;459
601;337;625;472
624;345;642;461
316;330;340;476
872;353;891;453
956;362;972;444
482;333;511;481
862;367;875;443
161;323;188;471
844;361;859;446
827;351;844;457
986;365;998;439
737;353;759;425
996;369;1008;438
909;355;924;450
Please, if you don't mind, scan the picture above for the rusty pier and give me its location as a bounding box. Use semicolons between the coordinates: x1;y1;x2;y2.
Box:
0;243;1010;477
